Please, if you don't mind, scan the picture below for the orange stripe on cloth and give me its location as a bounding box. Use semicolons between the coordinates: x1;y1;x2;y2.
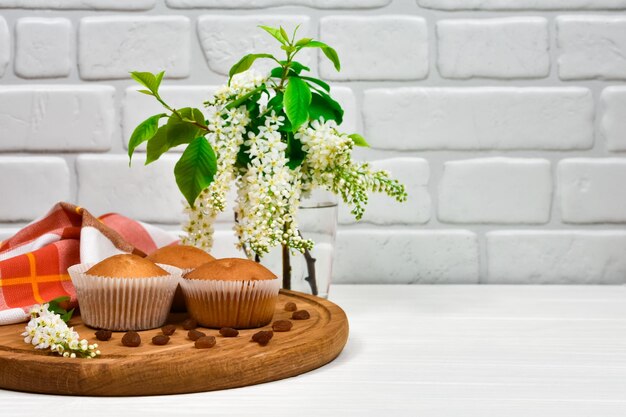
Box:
0;273;71;287
26;253;44;304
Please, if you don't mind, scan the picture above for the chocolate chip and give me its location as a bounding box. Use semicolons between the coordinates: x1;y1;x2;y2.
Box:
272;320;293;332
251;330;273;346
219;327;239;337
152;335;170;346
95;329;112;341
284;302;297;312
291;310;310;320
182;318;198;330
122;331;141;347
195;336;216;349
187;329;206;341
161;324;176;336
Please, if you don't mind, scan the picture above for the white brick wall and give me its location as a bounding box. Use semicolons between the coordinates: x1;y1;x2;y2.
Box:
487;231;626;284
439;158;552;224
15;18;72;79
600;87;626;151
197;15;311;76
78;16;191;80
558;159;626;223
0;157;70;221
0;17;9;77
557;16;626;80
0;0;624;285
0;85;115;151
437;18;549;79
363;88;593;150
319;16;429;80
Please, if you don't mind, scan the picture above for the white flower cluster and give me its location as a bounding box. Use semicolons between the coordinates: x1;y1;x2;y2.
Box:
182;70;406;257
234;112;312;257
182;71;263;250
22;304;100;359
210;70;266;105
297;119;407;220
182;107;249;250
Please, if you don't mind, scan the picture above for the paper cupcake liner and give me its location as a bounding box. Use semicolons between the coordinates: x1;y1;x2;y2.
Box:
170;268;193;313
180;278;280;329
68;263;181;331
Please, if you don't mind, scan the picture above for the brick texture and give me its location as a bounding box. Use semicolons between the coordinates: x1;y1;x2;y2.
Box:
487;231;626;284
79;16;191;80
0;85;115;152
15;18;72;79
437;18;549;79
197;15;311;76
600;87;626;151
439;158;552;224
0;17;8;77
558;159;626;223
0;157;70;221
557;16;626;80
363;87;593;150
319;16;428;81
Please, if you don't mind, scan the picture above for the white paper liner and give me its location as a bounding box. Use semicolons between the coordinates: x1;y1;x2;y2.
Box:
67;263;181;331
180;277;280;329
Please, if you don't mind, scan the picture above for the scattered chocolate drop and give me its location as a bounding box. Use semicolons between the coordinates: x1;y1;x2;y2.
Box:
188;329;206;341
122;331;141;347
161;324;176;336
182;318;198;330
272;320;293;332
219;327;239;337
291;310;310;320
194;336;216;349
284;302;297;312
152;335;170;346
95;329;112;341
251;330;273;346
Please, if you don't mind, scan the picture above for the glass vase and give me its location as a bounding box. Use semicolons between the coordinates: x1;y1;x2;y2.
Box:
259;190;337;299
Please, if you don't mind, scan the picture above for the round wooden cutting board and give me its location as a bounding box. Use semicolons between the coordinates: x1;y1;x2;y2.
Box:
0;290;349;396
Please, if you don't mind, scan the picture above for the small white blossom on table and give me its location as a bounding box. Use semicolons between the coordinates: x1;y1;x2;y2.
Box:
22;304;100;359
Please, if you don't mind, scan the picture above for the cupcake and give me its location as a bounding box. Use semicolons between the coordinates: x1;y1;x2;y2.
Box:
180;258;279;329
67;254;180;331
146;245;216;312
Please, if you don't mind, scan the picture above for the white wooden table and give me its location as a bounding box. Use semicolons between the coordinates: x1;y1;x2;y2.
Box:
2;285;626;416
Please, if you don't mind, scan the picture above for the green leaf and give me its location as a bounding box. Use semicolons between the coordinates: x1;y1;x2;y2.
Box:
309;93;341;124
286;133;306;169
47;296;74;323
137;89;153;96
174;137;217;207
258;25;287;45
130;71;165;95
302;41;341;71
228;53;275;80
226;85;266;110
295;37;313;47
284;77;311;132
307;90;343;125
349;133;369;147
301;76;330;92
145;108;206;164
145;125;171;165
128;113;167;163
267;93;284;111
279;26;290;43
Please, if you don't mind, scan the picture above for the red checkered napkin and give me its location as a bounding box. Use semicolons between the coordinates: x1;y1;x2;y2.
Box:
0;202;178;325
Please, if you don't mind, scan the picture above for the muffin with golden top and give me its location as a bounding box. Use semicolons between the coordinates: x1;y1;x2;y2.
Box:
68;254;181;331
146;245;215;312
181;258;279;329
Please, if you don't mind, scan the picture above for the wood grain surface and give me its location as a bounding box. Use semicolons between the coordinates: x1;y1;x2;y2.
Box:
0;290;349;396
